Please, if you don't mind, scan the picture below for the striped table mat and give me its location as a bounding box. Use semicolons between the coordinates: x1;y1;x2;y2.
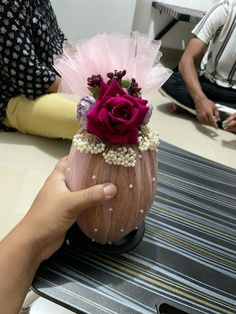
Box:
33;141;236;314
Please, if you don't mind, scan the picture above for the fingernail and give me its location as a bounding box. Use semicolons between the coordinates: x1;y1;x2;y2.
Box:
222;122;227;129
103;183;117;198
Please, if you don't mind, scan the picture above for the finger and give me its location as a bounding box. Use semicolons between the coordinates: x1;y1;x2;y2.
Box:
213;107;220;122
67;183;117;216
224;125;236;132
196;112;207;125
54;156;69;173
209;107;218;128
224;120;235;130
224;113;236;124
198;111;213;126
212;117;218;128
208;112;218;128
47;156;69;182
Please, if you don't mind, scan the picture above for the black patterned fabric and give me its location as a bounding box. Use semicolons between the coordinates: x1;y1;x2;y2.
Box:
0;0;65;123
33;141;236;314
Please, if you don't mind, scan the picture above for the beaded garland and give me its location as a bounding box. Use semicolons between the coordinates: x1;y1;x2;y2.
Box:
72;126;159;167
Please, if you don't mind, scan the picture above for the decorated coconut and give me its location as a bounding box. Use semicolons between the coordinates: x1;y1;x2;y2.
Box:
54;32;171;249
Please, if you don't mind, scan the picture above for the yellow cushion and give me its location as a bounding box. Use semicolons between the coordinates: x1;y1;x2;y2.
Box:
3;94;79;139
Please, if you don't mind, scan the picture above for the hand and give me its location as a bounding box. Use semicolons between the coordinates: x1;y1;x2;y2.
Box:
47;75;61;93
195;98;219;128
223;112;236;133
0;157;117;313
18;156;117;263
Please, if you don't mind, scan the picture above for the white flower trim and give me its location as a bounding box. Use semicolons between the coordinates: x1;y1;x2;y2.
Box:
138;126;160;151
72;127;159;167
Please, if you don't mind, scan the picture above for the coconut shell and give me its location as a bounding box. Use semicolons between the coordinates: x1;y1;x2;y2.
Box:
66;146;157;244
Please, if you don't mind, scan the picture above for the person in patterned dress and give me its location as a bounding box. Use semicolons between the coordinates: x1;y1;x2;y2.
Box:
161;0;236;133
0;0;79;138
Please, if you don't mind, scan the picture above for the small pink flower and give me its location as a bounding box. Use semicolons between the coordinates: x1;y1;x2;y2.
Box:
86;80;148;144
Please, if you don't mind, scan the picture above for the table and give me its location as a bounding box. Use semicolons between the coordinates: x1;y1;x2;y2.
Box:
32;141;236;314
152;1;205;40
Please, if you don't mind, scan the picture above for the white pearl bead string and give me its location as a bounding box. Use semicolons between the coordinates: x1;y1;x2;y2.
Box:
103;146;136;167
72;126;159;167
73;132;105;154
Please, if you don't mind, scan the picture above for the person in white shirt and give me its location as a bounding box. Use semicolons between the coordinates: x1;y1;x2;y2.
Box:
161;0;236;133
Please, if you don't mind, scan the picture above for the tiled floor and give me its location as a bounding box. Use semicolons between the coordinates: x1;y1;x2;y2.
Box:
0;91;235;313
30;297;74;313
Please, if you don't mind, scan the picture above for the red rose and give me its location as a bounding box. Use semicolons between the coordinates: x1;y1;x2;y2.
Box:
86;80;148;144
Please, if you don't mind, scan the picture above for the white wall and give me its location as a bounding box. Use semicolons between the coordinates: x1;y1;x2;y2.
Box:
50;0;219;50
50;0;136;41
132;0;219;50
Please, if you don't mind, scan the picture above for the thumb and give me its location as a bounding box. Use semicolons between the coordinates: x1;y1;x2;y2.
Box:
210;106;218;128
67;183;117;216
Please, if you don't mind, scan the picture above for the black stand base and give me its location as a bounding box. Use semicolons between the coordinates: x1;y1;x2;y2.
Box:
66;221;145;255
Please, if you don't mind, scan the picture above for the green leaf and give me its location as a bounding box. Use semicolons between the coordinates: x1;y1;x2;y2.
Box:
88;86;100;98
121;80;131;88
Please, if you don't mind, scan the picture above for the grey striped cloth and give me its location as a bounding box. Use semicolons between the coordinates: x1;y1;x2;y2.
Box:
33;141;236;314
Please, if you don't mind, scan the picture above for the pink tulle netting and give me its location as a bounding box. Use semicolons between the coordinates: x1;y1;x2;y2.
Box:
54;32;172;98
